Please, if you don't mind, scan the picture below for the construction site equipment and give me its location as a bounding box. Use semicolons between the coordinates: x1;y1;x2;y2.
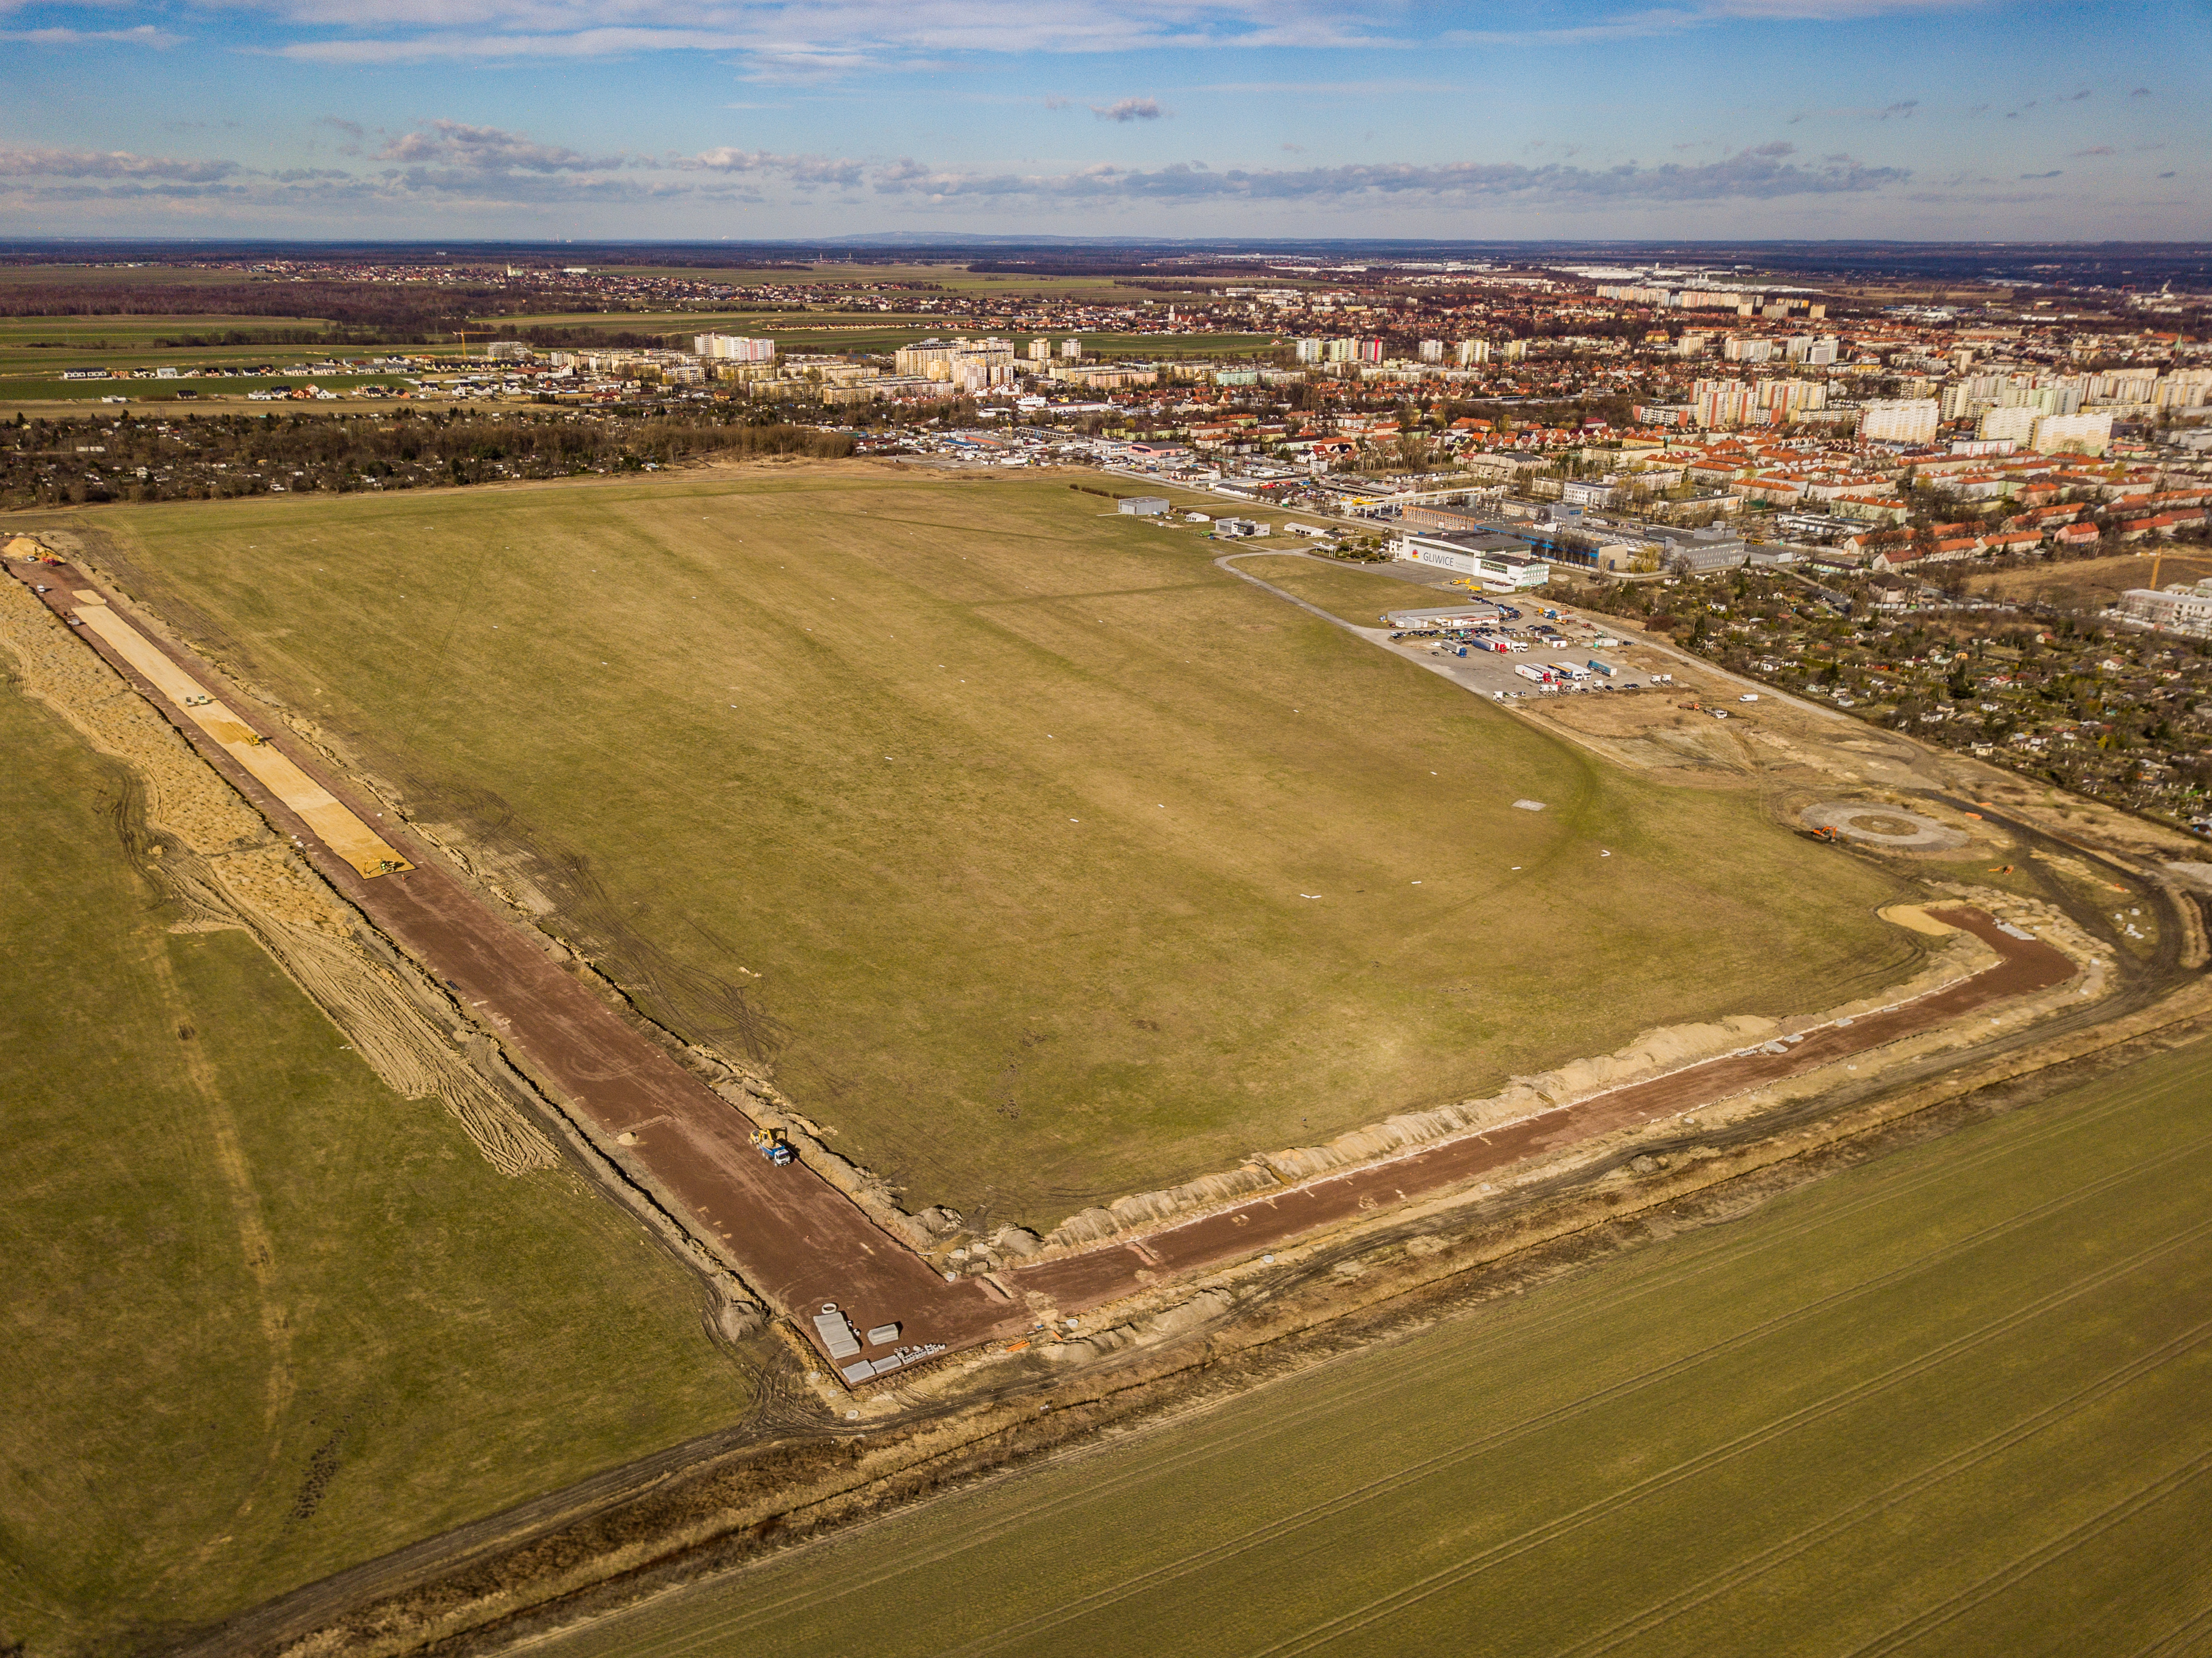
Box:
1810;825;1839;843
813;1304;862;1360
750;1125;796;1166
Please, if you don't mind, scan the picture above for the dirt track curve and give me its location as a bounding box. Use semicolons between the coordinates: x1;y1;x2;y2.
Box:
13;556;2083;1377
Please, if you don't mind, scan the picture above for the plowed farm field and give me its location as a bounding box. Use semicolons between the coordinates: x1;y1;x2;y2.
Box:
64;465;1914;1225
527;1035;2212;1658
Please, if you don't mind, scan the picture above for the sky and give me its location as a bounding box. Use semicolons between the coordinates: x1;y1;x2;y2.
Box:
1;0;2205;241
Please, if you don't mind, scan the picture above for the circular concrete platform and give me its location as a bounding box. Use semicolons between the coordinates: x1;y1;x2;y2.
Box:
1802;800;1968;850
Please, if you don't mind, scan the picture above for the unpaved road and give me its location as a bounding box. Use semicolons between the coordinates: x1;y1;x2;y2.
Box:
1015;907;2075;1308
13;556;2091;1378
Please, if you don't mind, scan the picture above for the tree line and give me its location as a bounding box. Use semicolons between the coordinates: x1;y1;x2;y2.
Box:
2;408;854;508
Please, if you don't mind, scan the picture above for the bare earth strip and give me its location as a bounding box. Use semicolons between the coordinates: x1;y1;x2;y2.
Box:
64;588;412;878
11;552;2097;1384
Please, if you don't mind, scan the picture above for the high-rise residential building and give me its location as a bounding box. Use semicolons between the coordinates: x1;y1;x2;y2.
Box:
1692;379;1760;429
1722;335;1774;364
1976;406;2038;444
1325;338;1358;363
1418;339;1444;363
1454;339;1490;367
1755;378;1826;419
1029;338;1051;363
1296;338;1324;364
1858;400;1941;445
893;337;1018;381
2155;368;2212;408
1061;338;1083;360
2030;411;2113;457
1359;338;1386;364
693;333;776;362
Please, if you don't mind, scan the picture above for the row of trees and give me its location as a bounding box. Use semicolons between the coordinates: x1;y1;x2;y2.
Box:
2;408;853;507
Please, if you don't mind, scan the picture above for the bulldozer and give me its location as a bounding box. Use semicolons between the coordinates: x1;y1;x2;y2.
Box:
750;1125;796;1167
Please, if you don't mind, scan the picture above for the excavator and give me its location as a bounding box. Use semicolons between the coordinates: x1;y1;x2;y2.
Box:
750;1124;796;1167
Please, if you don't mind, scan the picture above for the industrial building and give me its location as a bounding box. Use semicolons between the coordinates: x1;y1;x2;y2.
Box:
2118;582;2212;637
1382;604;1509;629
1117;496;1171;516
1391;530;1551;592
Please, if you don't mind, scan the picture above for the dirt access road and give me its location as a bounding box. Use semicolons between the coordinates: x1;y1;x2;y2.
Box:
1013;906;2074;1310
14;555;2082;1381
12;557;1023;1369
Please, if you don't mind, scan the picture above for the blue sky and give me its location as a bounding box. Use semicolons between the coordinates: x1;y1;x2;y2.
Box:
2;0;2203;239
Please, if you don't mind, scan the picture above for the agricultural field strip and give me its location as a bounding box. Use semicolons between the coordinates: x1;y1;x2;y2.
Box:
1248;1212;2212;1658
978;1206;2212;1658
1844;1448;2212;1658
1543;1316;2212;1655
2137;1597;2212;1658
575;1109;2212;1649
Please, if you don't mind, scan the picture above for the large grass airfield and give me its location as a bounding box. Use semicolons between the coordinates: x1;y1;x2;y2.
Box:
79;463;1916;1227
527;1036;2212;1658
0;676;753;1652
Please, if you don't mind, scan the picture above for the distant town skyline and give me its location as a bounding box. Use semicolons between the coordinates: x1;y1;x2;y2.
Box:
2;0;2203;240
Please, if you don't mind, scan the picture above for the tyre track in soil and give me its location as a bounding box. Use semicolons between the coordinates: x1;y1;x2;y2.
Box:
1251;1213;2212;1658
739;1110;2212;1658
6;554;2101;1378
1561;1317;2212;1657
627;1109;2212;1656
928;1129;2212;1658
1842;1445;2212;1658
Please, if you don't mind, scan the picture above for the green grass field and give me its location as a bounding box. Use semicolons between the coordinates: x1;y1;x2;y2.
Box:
1234;552;1462;620
0;372;396;406
0;679;756;1654
75;466;1913;1225
531;1036;2212;1658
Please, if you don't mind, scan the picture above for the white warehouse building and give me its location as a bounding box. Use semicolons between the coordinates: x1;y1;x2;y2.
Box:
1392;530;1551;592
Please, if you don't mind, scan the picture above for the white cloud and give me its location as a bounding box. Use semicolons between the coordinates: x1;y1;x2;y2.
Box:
0;23;180;44
687;146;865;186
375;119;617;172
1092;97;1167;122
0;146;239;181
865;146;1909;204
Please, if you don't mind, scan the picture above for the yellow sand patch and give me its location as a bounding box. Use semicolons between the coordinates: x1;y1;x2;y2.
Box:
1879;903;1957;937
69;601;411;878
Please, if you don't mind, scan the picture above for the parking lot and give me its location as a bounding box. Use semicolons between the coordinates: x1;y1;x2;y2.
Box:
1379;607;1670;702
